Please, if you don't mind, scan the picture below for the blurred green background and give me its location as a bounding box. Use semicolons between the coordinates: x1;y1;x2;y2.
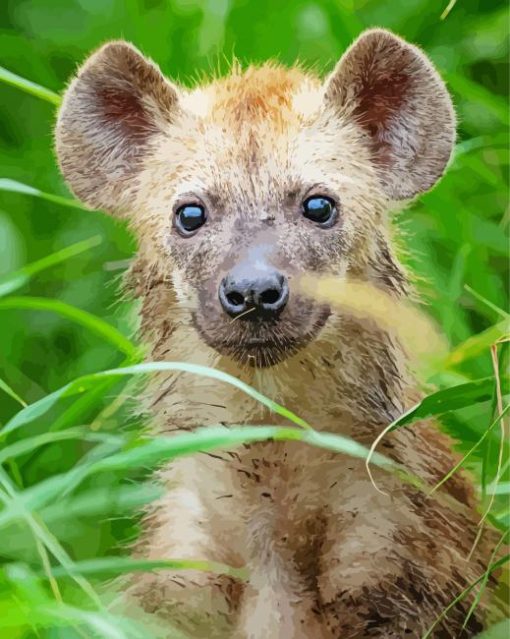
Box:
0;1;508;637
0;0;508;398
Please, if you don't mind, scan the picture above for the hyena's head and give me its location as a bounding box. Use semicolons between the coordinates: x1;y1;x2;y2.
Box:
55;29;454;368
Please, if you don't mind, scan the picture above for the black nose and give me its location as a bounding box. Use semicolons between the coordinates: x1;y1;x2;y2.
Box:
219;266;289;318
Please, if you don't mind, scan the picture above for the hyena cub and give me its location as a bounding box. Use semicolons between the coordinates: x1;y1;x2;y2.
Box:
56;29;494;638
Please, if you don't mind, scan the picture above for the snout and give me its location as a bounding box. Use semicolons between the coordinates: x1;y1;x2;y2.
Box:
194;257;329;366
219;262;289;318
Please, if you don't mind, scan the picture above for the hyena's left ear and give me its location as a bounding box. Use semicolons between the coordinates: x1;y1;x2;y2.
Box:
55;41;180;215
324;29;455;200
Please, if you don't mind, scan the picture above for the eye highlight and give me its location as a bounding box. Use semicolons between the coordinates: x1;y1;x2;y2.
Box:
175;203;207;235
302;195;337;227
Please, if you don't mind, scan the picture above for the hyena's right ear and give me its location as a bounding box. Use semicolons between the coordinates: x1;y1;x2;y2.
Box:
55;41;180;215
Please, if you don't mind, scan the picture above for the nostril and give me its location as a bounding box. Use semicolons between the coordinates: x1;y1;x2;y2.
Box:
220;271;288;317
226;291;245;307
260;289;281;305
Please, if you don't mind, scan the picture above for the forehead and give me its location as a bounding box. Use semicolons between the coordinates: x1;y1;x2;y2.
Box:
189;63;320;126
205;63;319;126
144;63;370;208
174;63;323;165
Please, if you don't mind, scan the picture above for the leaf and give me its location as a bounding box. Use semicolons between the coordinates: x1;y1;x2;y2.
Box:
422;552;510;638
440;1;457;21
0;426;390;528
0;427;123;465
475;620;510;639
430;404;510;495
0;297;139;360
464;285;510;321
0;178;86;210
487;482;510;495
0;235;102;298
0;376;26;407
0;66;61;105
389;377;502;431
298;275;447;367
492;508;510;530
444;320;510;368
462;532;509;632
39;483;163;524
89;426;390;475
0;444;126;527
1;361;313;436
49;377;128;433
2;564;156;639
47;556;248;581
0;468;101;607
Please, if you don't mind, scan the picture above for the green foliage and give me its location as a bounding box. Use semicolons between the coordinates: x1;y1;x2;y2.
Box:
0;1;508;637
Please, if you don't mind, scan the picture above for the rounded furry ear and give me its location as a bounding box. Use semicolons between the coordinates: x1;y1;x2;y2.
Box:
55;41;180;214
324;29;455;200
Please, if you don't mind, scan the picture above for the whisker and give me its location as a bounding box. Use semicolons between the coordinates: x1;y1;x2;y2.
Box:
230;307;256;323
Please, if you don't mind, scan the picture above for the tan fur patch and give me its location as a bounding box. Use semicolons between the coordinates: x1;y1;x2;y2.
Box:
209;63;312;125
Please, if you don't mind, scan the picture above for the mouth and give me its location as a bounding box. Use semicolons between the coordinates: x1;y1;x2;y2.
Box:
193;304;331;368
244;337;277;347
229;334;303;367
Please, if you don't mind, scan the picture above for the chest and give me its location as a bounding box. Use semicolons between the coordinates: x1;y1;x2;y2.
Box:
168;439;407;564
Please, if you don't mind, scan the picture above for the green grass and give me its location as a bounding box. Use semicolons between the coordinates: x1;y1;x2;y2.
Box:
0;1;508;637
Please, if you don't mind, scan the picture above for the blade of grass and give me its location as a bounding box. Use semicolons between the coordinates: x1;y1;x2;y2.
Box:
440;0;457;20
0;426;391;528
0;66;61;105
421;549;510;638
429;405;510;495
0;427;123;465
49;378;124;433
462;531;509;631
471;345;508;557
0;483;61;603
365;376;504;494
0;178;86;210
0;467;101;608
3;564;134;639
0;376;26;407
0;442;126;522
1;361;313;436
88;426;391;475
0;235;102;298
386;377;501;431
474;619;510;639
50;356;134;433
481;386;499;501
47;556;248;581
34;536;62;603
0;297;139;360
39;483;163;524
443;320;510;368
5;365;502;442
487;482;510;495
464;285;510;321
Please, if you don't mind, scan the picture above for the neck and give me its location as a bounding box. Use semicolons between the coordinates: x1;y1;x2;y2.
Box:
140;298;412;437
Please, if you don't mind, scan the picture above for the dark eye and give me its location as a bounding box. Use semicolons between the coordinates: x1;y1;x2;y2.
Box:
175;204;206;235
302;196;337;227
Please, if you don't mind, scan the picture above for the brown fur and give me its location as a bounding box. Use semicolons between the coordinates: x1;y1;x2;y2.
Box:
55;29;496;638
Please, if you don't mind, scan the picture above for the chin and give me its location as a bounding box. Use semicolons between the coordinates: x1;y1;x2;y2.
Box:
193;306;331;369
224;337;304;368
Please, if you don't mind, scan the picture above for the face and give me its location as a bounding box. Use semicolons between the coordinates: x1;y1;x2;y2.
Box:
137;94;382;368
55;31;454;369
